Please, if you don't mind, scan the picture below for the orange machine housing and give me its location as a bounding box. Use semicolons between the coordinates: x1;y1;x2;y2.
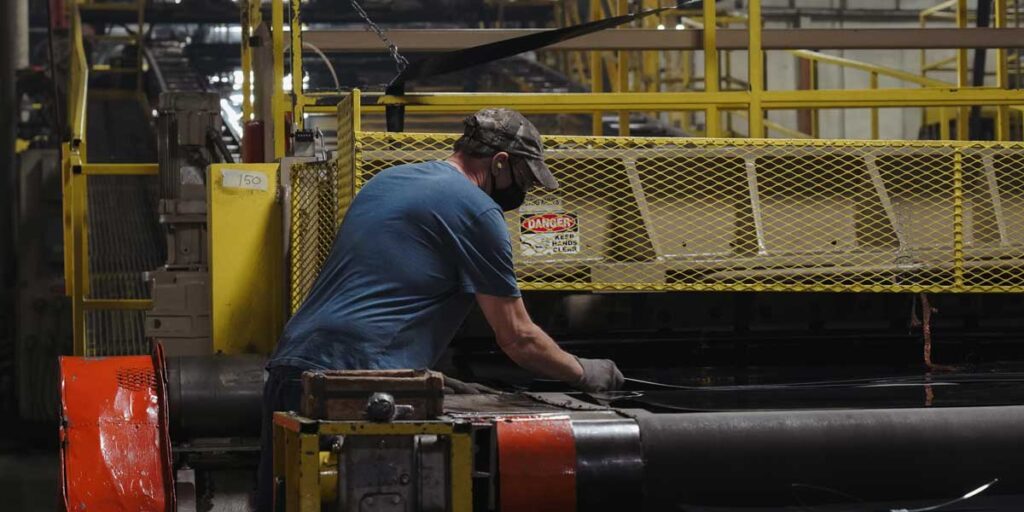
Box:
60;350;175;511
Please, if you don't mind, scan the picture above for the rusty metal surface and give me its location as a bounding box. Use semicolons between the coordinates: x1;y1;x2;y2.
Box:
59;355;172;512
497;416;577;512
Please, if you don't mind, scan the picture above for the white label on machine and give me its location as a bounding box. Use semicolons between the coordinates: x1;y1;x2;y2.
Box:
520;212;580;256
221;169;269;191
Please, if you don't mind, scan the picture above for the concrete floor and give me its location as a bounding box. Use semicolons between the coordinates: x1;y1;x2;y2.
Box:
0;451;60;512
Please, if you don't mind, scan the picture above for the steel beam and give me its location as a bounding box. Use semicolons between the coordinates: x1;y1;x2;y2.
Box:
303;28;1024;52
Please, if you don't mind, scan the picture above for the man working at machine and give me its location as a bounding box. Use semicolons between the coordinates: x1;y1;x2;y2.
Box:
256;108;623;511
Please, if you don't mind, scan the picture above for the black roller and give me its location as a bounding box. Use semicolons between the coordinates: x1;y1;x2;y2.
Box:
165;355;266;439
572;419;644;510
633;405;1024;509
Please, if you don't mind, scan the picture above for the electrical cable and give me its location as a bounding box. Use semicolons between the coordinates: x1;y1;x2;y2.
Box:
302;42;340;92
283;42;341;93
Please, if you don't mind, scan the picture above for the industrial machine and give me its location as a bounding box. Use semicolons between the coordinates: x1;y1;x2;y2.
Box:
57;90;1024;511
54;0;1024;510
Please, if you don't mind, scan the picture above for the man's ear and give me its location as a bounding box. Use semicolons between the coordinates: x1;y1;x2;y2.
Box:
490;152;510;175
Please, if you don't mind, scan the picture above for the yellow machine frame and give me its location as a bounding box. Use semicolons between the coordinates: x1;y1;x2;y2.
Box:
271;412;474;512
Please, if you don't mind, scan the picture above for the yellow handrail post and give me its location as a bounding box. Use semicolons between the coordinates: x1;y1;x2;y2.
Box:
995;0;1010;141
919;9;928;134
272;0;287;159
589;0;603;135
870;71;879;139
810;60;819;138
956;0;969;140
703;0;720;137
748;0;764;138
70;159;87;356
290;0;304;130
616;0;629;136
241;0;261;122
939;108;951;140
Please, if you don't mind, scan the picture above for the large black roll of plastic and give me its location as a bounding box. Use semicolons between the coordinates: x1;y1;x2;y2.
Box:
165;355;266;439
632;405;1024;509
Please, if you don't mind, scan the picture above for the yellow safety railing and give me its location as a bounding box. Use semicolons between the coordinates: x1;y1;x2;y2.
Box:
919;0;1022;141
287;92;1024;312
63;0;159;356
256;0;1024;151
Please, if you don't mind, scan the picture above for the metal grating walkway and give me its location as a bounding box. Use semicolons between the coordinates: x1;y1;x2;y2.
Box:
84;98;163;356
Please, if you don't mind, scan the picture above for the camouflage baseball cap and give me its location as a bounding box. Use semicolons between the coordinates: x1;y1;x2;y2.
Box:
462;108;558;191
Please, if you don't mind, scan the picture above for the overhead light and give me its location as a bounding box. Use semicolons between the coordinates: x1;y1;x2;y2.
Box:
657;24;666;30
675;23;685;30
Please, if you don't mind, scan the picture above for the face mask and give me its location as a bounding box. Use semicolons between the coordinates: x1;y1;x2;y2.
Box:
490;181;526;211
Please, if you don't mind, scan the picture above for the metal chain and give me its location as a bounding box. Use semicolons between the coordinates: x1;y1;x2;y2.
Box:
349;0;409;74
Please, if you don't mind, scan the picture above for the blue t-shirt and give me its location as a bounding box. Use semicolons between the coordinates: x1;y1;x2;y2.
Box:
269;161;520;371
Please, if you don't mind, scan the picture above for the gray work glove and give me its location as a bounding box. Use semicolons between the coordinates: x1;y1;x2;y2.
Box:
443;375;502;395
573;357;624;392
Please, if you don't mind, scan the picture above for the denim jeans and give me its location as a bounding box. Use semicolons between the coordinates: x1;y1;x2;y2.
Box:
255;366;304;512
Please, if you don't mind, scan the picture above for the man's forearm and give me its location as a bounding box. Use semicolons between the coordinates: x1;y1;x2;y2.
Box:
499;323;583;384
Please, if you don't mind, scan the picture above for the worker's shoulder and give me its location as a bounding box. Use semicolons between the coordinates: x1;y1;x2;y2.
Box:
377;160;496;213
374;161;473;191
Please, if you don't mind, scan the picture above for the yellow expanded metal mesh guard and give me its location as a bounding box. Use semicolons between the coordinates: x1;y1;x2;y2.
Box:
289;102;1024;313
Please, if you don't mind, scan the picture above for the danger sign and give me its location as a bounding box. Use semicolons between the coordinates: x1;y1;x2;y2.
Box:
521;213;578;234
519;212;580;256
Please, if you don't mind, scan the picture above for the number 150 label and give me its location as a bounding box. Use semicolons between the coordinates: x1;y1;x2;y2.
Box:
222;169;269;191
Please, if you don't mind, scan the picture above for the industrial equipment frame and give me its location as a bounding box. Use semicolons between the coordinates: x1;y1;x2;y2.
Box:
63;0;157;356
271;412;474;512
65;0;1024;354
286;91;1024;315
248;0;1024;155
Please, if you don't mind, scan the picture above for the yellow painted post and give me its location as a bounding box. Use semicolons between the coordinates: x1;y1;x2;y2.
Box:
208;164;285;355
272;421;287;510
272;0;286;159
809;60;819;138
641;4;660;94
870;72;879;139
617;0;629;136
241;0;255;121
71;169;86;355
956;0;969;140
296;433;320;512
290;0;304;130
61;146;72;297
995;0;1010;140
724;49;733;134
450;433;474;511
589;0;603;135
953;148;965;288
919;11;928;134
703;0;720;136
682;44;693;133
748;0;764;138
